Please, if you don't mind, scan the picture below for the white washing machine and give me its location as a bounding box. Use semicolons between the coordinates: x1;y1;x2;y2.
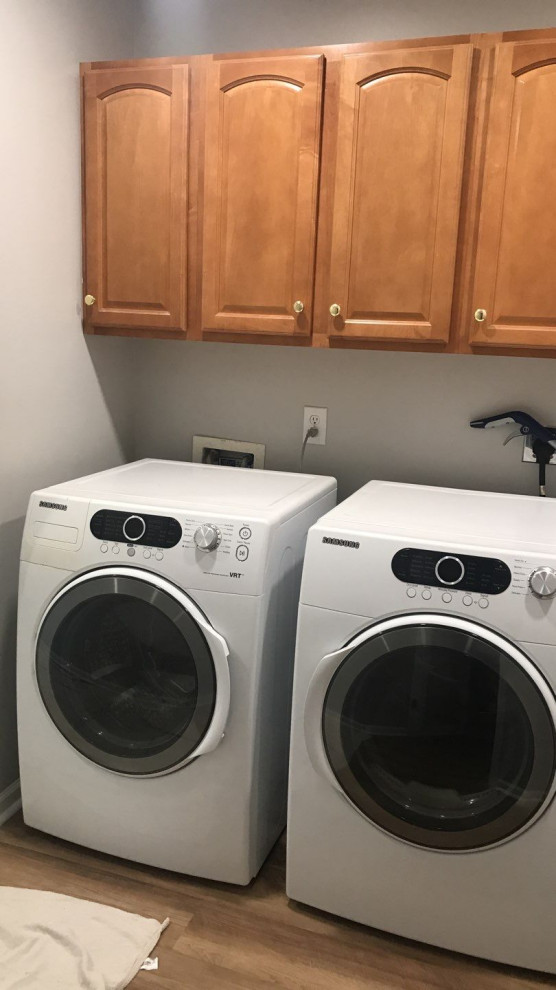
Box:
17;459;336;884
287;481;556;972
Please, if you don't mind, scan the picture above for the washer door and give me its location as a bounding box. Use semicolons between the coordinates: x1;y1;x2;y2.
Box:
306;614;556;850
36;567;230;776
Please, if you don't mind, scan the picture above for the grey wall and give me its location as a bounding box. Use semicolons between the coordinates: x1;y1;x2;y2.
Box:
133;0;556;55
130;0;556;502
130;342;556;501
0;0;137;794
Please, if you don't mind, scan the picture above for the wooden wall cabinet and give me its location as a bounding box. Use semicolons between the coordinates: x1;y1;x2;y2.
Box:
81;27;556;358
319;45;472;347
469;39;556;352
82;63;189;335
201;55;323;341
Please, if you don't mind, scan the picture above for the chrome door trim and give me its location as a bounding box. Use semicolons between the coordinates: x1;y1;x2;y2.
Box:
36;567;230;777
304;612;556;852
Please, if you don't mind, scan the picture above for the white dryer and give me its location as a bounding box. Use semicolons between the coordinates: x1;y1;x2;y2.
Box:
287;481;556;972
17;459;335;884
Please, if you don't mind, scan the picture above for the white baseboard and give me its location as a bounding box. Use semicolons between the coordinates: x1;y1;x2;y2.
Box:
0;780;21;826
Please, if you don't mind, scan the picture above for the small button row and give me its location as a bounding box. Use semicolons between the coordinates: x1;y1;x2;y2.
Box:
100;543;163;561
406;586;489;608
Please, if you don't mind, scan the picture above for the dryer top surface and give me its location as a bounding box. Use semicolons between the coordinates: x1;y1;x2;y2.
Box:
317;480;556;553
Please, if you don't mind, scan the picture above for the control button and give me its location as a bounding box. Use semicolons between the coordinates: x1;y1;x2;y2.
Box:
442;592;452;604
123;514;146;542
194;524;221;553
239;526;252;541
421;589;432;601
479;597;489;609
236;545;249;562
127;547;135;557
529;566;556;599
463;595;473;606
112;545;120;554
406;587;417;599
435;555;465;586
155;551;163;561
100;543;108;554
143;549;151;559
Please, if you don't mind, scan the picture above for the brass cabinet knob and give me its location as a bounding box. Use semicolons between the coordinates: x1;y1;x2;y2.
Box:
474;308;487;322
293;300;304;314
84;294;96;306
329;303;341;317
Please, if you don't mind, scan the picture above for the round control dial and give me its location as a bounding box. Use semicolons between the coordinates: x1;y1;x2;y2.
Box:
435;555;465;586
123;514;146;542
194;524;221;553
529;566;556;599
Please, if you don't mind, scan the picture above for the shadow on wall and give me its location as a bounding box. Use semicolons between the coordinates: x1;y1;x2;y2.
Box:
84;336;138;464
0;516;26;794
132;0;556;57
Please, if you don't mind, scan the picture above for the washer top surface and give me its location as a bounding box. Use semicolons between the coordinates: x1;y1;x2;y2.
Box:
318;480;556;553
40;459;335;517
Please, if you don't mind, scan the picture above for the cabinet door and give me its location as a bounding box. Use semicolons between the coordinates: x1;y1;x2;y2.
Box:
83;64;188;334
470;42;556;350
202;55;323;338
324;45;472;345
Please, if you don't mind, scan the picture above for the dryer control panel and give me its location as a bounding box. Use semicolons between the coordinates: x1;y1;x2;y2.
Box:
302;521;556;645
392;548;511;595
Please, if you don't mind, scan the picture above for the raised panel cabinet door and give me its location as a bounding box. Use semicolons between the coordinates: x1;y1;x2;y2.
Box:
83;64;188;333
202;55;324;337
470;42;556;350
325;45;472;344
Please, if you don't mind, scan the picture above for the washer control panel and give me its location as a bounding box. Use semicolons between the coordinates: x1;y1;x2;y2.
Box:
392;548;511;595
90;509;182;548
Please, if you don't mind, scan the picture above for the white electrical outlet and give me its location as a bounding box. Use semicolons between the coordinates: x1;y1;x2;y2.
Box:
522;432;556;465
302;406;327;445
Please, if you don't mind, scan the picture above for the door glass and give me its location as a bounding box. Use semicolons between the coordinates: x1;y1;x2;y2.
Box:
323;623;556;849
37;575;217;775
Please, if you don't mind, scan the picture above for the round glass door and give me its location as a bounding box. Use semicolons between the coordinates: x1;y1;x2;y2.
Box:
36;571;220;775
322;618;556;850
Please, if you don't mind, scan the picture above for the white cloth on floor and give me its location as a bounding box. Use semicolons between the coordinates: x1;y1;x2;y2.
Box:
0;886;169;989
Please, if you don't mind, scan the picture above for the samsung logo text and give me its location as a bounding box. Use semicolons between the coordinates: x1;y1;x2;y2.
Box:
322;537;360;549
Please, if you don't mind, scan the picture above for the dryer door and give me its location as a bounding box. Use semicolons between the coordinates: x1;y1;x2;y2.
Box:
306;613;556;850
36;567;230;776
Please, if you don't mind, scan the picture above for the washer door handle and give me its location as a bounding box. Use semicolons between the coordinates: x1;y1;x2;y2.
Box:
303;648;350;795
183;619;230;762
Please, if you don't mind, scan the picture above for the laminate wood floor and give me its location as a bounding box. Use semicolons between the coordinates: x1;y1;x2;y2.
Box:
0;813;554;990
